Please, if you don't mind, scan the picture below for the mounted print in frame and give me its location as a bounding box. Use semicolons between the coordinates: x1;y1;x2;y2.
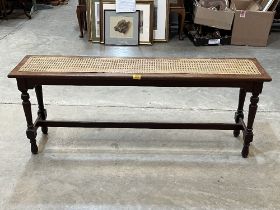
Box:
153;0;169;41
100;0;153;45
87;0;100;42
104;10;140;46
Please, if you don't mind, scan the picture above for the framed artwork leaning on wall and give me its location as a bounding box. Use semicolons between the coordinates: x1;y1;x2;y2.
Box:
100;0;154;45
104;10;140;46
153;0;169;41
87;0;101;42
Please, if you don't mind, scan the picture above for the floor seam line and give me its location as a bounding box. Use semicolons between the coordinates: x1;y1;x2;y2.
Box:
0;20;28;41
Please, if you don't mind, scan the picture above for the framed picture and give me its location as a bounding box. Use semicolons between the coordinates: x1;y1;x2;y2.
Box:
87;0;100;42
100;0;153;45
153;0;169;41
86;0;92;41
104;10;139;46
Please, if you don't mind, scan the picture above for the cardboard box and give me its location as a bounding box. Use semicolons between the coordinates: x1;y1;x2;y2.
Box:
193;4;235;30
231;0;275;46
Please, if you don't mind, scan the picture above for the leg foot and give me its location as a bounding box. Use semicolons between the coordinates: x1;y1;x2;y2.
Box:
31;142;38;154
241;145;249;158
21;90;38;154
178;9;185;40
41;126;48;134
21;1;31;19
76;5;84;38
35;86;48;135
233;130;240;137
234;88;246;137
233;110;243;137
240;92;260;158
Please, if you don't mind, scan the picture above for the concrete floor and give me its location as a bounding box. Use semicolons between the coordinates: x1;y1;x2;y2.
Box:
1;1;280;209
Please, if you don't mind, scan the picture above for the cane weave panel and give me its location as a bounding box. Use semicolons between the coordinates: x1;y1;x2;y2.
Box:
18;56;261;75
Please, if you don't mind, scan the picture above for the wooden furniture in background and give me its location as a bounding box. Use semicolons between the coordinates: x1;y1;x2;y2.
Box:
170;0;185;40
76;0;87;38
0;0;7;18
1;0;33;19
8;56;272;158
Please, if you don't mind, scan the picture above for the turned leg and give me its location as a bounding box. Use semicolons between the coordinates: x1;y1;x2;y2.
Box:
19;0;31;19
6;2;14;15
241;92;259;158
178;10;185;40
35;85;48;134
233;88;246;137
84;11;87;31
2;0;7;17
21;90;38;154
76;6;84;38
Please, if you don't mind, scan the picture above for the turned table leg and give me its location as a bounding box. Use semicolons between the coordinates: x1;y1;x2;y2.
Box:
241;92;259;158
234;88;246;137
19;0;31;19
76;5;84;38
35;85;48;134
178;9;185;40
83;11;87;31
21;90;38;154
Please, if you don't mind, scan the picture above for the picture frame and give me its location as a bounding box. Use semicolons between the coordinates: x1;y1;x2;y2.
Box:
153;0;169;41
104;10;140;46
87;0;100;42
86;0;92;40
100;0;153;45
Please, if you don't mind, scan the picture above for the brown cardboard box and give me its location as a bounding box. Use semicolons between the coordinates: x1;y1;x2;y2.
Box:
231;0;275;46
193;4;235;30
